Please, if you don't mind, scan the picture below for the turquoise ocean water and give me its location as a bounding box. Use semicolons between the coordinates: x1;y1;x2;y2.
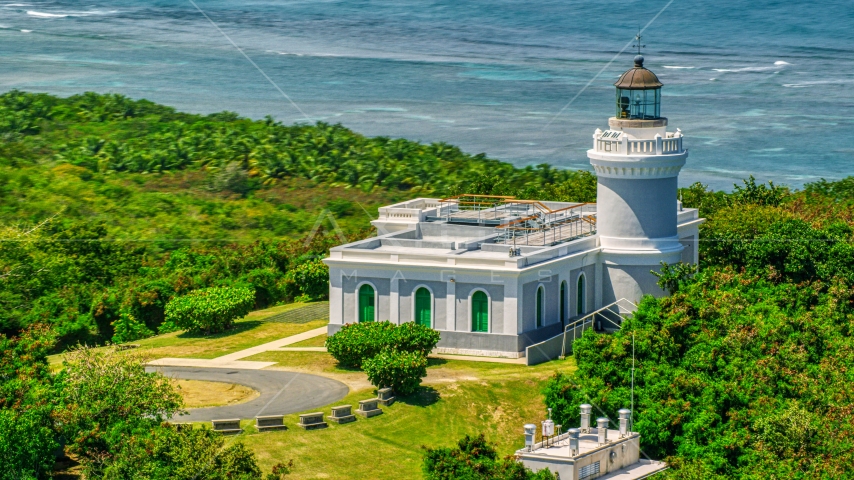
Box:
1;0;852;190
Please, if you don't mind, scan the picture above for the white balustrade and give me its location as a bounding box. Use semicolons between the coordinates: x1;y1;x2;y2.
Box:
592;131;683;155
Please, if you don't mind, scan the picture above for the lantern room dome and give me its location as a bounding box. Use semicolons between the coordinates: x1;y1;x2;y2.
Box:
614;56;663;90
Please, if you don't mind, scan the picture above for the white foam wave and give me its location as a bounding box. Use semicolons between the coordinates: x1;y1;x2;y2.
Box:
713;62;791;73
269;50;343;58
4;3;33;6
20;29;31;32
27;9;116;18
663;65;695;69
27;10;66;17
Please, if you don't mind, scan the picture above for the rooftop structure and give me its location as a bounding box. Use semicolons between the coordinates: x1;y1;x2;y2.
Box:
324;56;703;360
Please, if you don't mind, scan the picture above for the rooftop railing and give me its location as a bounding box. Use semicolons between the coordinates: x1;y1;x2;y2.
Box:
593;129;683;155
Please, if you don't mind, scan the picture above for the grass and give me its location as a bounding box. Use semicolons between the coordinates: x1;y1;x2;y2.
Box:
125;303;326;360
204;354;576;479
47;303;328;368
287;334;328;348
171;379;260;408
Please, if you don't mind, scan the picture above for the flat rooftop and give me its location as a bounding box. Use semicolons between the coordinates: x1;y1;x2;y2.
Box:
518;429;634;460
326;195;700;270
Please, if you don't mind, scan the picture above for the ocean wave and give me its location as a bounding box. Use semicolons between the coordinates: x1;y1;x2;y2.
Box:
267;50;346;58
663;66;695;69
27;9;117;18
713;62;790;73
782;80;850;88
20;29;31;32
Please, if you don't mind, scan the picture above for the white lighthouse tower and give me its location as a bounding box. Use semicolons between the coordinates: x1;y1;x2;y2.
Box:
587;54;688;305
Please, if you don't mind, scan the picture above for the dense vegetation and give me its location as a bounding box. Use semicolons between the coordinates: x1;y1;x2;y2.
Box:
0;90;596;348
544;176;854;478
0;329;268;480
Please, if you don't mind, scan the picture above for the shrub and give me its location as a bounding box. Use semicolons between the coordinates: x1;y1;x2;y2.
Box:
111;312;153;344
362;350;428;395
325;321;396;368
100;424;263;480
423;434;557;480
392;322;441;356
164;286;254;334
325;321;441;369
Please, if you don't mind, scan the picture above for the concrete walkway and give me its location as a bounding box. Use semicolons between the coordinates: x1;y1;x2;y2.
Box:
148;326;327;370
148;366;348;422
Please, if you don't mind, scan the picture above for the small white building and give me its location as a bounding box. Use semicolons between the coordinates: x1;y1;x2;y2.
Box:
324;56;703;359
517;407;667;479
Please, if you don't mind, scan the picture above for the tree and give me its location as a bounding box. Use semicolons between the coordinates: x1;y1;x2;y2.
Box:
651;261;697;295
423;434;556;480
56;347;183;473
0;326;59;480
284;258;329;300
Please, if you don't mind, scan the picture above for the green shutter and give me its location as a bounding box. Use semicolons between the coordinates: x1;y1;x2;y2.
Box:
472;291;489;332
536;287;543;327
576;276;585;316
359;284;375;322
415;288;431;327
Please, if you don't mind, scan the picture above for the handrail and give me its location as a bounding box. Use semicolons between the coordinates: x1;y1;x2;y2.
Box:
438;194;516;203
560;298;638;357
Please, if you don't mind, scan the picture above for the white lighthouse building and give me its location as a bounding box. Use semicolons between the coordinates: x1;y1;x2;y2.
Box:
587;54;692;305
324;57;702;362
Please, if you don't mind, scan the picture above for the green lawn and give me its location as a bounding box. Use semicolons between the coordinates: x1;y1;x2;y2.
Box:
48;303;328;367
287;334;328;348
129;303;327;360
210;350;576;479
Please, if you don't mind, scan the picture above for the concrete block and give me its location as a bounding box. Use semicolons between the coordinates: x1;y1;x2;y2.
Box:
377;388;396;406
356;398;383;418
328;405;356;424
255;415;287;432
297;412;328;430
212;419;242;434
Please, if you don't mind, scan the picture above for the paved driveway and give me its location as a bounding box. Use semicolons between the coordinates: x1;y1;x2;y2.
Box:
147;366;348;422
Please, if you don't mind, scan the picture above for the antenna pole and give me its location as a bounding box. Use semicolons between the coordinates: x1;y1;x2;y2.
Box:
631;330;635;433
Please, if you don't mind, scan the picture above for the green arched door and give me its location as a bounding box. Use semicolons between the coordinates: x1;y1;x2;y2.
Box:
576;275;585;316
358;284;375;322
414;287;431;327
471;291;489;332
536;287;544;327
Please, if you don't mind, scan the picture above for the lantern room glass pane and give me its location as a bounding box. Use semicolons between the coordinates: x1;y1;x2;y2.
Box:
616;87;660;120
